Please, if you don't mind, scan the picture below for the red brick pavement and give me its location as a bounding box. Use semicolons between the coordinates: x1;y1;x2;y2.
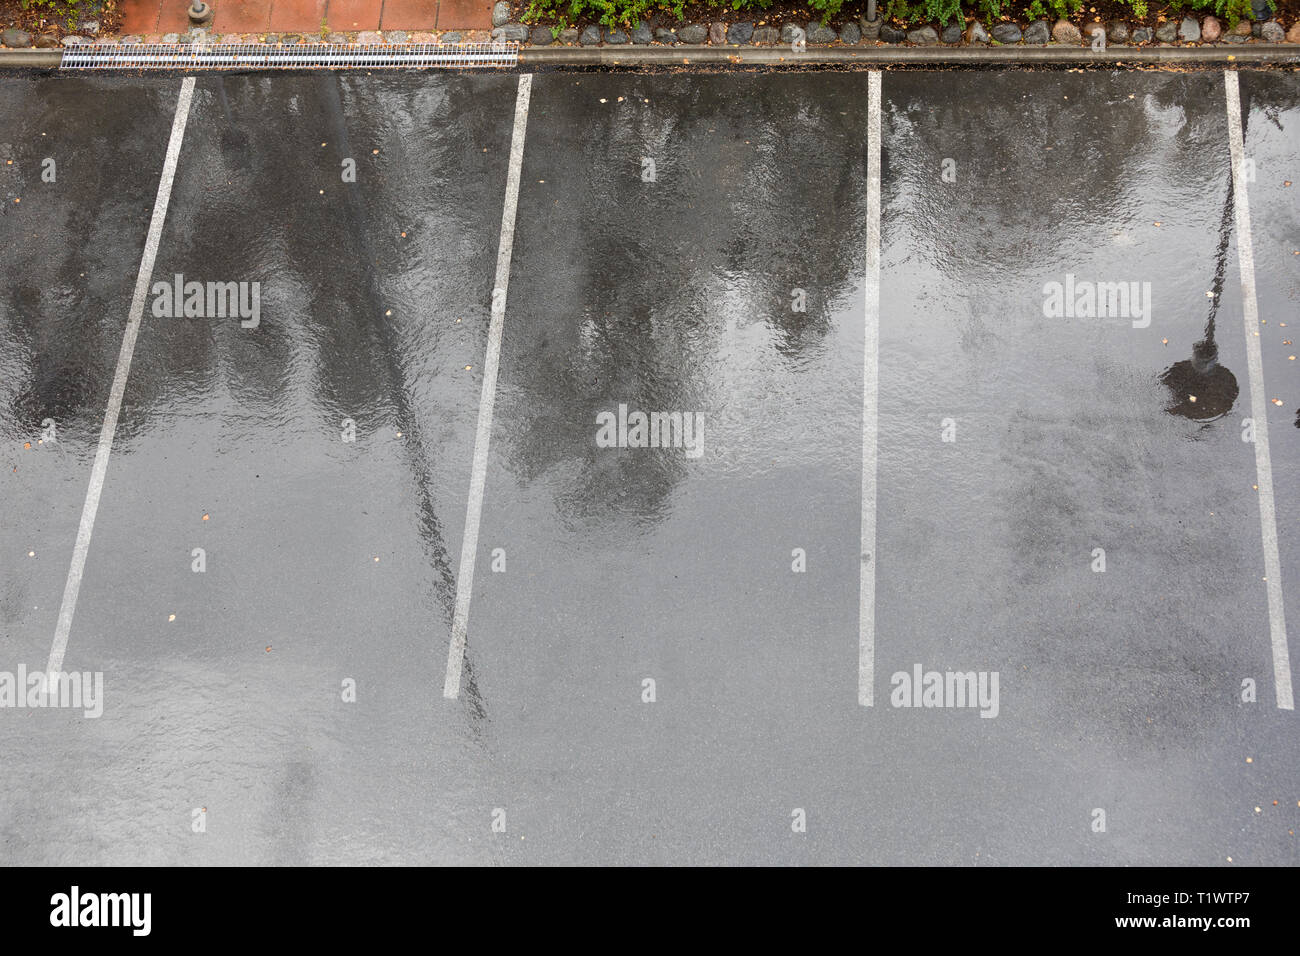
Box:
120;0;492;35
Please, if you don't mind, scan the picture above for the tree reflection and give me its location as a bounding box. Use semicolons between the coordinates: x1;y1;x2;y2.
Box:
491;74;869;529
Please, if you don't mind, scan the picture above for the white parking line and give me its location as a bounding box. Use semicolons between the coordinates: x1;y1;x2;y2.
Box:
1224;70;1294;711
443;73;533;700
859;70;882;708
44;77;196;685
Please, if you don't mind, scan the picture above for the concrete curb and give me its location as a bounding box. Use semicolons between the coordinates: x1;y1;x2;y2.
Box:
0;49;63;69
2;42;1299;71
518;44;1300;68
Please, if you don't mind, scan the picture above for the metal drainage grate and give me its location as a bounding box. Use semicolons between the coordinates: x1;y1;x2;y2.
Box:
60;42;519;71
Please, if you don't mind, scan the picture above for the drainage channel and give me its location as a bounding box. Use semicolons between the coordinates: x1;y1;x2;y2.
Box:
58;42;519;71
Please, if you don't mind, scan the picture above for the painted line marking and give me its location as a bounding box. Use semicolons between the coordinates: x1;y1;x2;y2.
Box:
44;77;196;685
860;69;882;708
1225;70;1294;710
443;72;533;700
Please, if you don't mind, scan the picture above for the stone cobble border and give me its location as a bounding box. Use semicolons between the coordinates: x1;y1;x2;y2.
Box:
482;2;1300;50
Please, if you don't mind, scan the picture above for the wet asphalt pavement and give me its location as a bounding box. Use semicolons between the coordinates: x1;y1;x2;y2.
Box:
1;67;1298;866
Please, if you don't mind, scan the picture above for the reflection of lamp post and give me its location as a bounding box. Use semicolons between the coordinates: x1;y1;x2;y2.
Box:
1162;84;1246;425
188;1;213;26
1161;318;1238;423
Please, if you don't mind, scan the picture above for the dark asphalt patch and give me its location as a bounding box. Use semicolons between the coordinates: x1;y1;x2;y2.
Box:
874;70;1290;865
3;74;521;864
1;79;179;663
475;72;870;864
0;69;1297;865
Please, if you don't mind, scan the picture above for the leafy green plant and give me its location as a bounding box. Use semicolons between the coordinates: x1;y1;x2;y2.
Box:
885;0;966;24
1216;0;1257;27
974;0;1007;24
806;0;846;23
884;0;914;21
1171;0;1257;27
20;0;94;31
522;0;1266;34
1026;0;1083;19
21;0;87;14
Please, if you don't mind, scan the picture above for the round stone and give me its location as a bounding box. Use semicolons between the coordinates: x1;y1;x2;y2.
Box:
1;28;33;48
991;22;1022;43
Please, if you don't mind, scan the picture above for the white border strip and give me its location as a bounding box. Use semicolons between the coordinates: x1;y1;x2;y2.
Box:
45;77;196;682
1224;70;1294;710
443;73;533;700
859;70;882;707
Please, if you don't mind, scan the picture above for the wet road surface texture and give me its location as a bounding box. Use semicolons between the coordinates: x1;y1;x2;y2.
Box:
1;68;1298;865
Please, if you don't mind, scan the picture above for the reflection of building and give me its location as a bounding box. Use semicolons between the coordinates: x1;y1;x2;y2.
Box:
1160;318;1238;422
